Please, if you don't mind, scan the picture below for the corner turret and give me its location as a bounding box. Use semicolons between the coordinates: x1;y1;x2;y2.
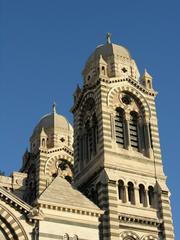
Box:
141;68;153;90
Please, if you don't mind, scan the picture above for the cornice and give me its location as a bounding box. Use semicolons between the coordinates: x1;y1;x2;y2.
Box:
71;77;157;113
0;187;44;223
38;201;102;218
40;146;74;157
119;213;161;227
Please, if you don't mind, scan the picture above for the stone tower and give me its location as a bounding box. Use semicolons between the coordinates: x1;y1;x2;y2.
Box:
72;35;174;240
21;104;74;203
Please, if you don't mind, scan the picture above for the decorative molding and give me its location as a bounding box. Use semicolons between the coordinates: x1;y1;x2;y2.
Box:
120;231;140;240
45;153;73;176
39;203;102;217
0;187;31;217
119;213;160;227
72;77;157;113
107;84;151;120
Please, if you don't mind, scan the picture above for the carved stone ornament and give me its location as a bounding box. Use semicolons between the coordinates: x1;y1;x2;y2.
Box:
63;233;69;240
28;207;44;220
72;235;78;240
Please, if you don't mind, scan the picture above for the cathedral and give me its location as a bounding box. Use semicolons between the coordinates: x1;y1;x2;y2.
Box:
0;35;174;240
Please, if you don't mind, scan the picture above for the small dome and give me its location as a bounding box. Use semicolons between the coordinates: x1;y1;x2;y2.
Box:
86;43;131;64
30;104;73;151
33;112;73;135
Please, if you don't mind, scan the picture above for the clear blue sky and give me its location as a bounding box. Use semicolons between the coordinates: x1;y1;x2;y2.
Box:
0;0;179;237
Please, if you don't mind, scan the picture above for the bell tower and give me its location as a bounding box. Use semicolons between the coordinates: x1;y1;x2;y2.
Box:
72;35;174;240
21;104;74;204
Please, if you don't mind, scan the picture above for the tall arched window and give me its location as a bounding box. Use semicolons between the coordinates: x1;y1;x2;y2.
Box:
148;186;155;207
84;120;92;162
139;184;146;206
128;182;135;204
115;108;125;147
129;111;139;151
42;138;45;147
118;180;125;202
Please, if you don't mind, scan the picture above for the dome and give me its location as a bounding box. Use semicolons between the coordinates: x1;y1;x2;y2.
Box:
86;42;131;64
33;105;73;135
33;113;72;135
82;33;140;81
30;104;73;151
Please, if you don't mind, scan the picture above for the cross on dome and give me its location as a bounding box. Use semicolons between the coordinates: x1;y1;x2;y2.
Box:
106;32;112;44
52;102;56;113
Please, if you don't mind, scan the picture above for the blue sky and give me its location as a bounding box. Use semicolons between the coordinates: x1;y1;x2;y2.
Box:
0;0;179;237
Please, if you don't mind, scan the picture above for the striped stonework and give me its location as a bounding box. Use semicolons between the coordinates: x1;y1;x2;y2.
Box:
36;152;48;196
0;204;28;240
97;181;119;240
72;41;174;240
158;190;174;240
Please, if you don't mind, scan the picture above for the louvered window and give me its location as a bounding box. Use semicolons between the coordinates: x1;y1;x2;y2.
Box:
115;108;125;147
129;112;139;151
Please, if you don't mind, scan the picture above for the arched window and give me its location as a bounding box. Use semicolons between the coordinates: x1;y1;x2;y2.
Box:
85;120;91;162
118;180;125;202
147;80;152;89
72;235;78;240
63;233;69;240
129;111;139;151
79;98;99;168
128;182;135;204
139;184;146;206
42;138;45;147
148;186;155;207
102;66;106;75
115;108;125;147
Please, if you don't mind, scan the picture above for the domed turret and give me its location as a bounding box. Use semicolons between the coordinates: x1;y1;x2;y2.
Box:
82;33;140;85
30;104;73;153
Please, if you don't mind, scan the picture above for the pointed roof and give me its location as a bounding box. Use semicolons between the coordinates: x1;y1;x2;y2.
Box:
40;127;47;137
142;68;152;79
38;176;101;213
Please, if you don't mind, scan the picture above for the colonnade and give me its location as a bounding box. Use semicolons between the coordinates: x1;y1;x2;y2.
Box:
118;180;155;208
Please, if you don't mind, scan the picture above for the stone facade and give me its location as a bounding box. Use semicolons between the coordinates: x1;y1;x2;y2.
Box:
0;36;174;239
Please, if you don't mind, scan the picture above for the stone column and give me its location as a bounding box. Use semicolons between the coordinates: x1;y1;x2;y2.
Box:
124;114;132;151
145;189;149;208
134;187;140;206
124;184;128;203
144;119;153;158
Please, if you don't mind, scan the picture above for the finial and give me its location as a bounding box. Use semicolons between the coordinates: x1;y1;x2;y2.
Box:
106;32;111;44
52;102;56;114
76;84;80;91
143;68;152;79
